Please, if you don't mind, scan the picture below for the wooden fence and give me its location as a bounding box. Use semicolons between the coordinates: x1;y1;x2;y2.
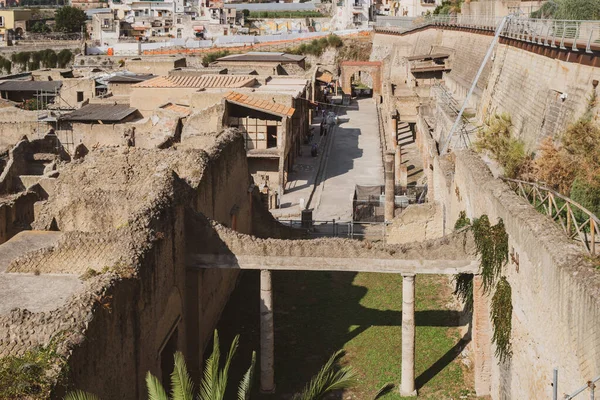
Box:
502;177;599;256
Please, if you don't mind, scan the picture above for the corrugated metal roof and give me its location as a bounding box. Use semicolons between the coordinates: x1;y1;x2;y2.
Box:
0;80;62;92
216;52;305;63
60;104;138;122
133;75;257;88
225;91;295;118
106;74;155;83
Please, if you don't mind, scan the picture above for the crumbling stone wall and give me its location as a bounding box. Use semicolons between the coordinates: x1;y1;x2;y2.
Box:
433;150;600;399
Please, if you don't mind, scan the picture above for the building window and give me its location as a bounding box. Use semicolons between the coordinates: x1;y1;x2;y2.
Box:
267;126;277;148
176;18;181;24
77;91;84;102
0;17;4;27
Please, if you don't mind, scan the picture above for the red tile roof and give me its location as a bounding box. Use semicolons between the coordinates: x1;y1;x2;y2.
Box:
225;91;295;118
133;75;257;88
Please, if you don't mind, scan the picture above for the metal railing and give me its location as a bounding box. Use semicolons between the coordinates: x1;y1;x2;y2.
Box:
432;80;476;151
277;219;389;242
502;178;599;256
375;15;600;52
553;368;600;400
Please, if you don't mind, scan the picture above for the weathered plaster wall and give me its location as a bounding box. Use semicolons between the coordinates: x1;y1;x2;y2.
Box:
433;151;600;399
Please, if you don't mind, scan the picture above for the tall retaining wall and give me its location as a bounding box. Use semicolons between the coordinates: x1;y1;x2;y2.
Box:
433;151;600;399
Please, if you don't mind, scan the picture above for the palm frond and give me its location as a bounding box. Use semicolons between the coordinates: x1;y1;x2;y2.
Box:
237;351;256;400
216;334;239;398
170;351;194;400
292;350;356;400
373;383;394;399
146;372;169;400
64;390;101;400
199;330;221;400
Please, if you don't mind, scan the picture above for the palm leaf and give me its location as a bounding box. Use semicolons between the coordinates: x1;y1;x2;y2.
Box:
170;351;194;400
237;351;256;400
198;330;221;400
146;372;169;400
64;390;101;400
216;334;239;398
292;350;356;400
373;383;394;399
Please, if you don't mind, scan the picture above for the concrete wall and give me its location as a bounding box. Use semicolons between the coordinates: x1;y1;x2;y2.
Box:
130;87;198;115
432;150;600;399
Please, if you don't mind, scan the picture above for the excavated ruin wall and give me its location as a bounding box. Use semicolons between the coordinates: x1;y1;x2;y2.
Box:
433;151;600;399
479;43;600;149
375;28;600;149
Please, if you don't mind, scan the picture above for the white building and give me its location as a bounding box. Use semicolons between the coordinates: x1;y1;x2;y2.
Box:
333;0;372;30
388;0;438;17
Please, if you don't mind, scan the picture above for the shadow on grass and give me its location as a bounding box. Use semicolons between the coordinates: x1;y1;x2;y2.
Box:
211;270;467;399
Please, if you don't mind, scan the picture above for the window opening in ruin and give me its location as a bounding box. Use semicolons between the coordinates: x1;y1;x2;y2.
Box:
267;126;277;148
159;327;179;391
76;91;84;102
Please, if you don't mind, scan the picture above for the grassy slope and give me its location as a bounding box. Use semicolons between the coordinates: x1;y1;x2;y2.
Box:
213;271;475;399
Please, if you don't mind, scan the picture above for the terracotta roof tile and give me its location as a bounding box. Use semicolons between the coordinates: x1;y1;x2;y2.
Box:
225;91;295;118
133;75;257;88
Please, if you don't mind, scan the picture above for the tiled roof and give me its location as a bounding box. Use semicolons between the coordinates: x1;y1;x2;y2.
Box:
60;104;138;122
225;91;295;118
160;102;191;116
133;75;257;88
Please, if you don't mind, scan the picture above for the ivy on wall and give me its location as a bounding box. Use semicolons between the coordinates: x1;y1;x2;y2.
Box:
453;213;513;363
491;276;513;363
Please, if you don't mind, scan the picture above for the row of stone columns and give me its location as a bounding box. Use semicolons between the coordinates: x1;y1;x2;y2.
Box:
258;270;489;397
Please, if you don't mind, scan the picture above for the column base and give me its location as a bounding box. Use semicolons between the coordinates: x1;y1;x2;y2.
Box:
260;385;276;394
400;389;417;397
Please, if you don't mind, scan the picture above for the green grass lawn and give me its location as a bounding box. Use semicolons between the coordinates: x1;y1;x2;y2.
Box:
213;271;475;399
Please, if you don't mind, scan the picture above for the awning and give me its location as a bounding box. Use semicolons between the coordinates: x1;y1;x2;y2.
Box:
133;26;147;31
193;25;204;31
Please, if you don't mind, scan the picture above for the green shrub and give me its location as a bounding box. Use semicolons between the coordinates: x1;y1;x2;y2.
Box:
202;50;230;67
327;34;343;48
475;113;531;178
0;338;66;399
531;0;600;20
570;176;600;221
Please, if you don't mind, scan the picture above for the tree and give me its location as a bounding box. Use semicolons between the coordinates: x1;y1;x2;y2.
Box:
241;9;250;18
531;0;600;19
57;49;73;68
30;21;51;33
54;6;87;34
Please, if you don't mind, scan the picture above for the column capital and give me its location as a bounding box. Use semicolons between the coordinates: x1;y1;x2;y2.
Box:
402;273;416;279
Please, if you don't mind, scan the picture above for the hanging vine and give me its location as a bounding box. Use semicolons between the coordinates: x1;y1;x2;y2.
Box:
453;273;473;312
491;276;513;363
452;212;513;363
472;215;509;294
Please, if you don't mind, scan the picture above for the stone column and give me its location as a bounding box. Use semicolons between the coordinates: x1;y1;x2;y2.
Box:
401;274;417;396
260;270;275;393
385;151;395;222
395;144;402;186
473;274;492;396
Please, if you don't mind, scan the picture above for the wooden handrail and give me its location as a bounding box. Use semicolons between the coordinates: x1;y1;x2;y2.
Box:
501;177;599;255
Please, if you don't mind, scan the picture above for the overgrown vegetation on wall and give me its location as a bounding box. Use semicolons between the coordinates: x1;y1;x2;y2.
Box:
532;90;600;216
453;213;513;362
0;336;67;399
475;113;531;179
531;0;600;20
202;50;231;67
285;35;343;57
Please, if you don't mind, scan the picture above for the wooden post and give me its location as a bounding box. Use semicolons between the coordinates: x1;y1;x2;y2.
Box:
566;204;571;237
591;219;596;255
548;193;553;217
